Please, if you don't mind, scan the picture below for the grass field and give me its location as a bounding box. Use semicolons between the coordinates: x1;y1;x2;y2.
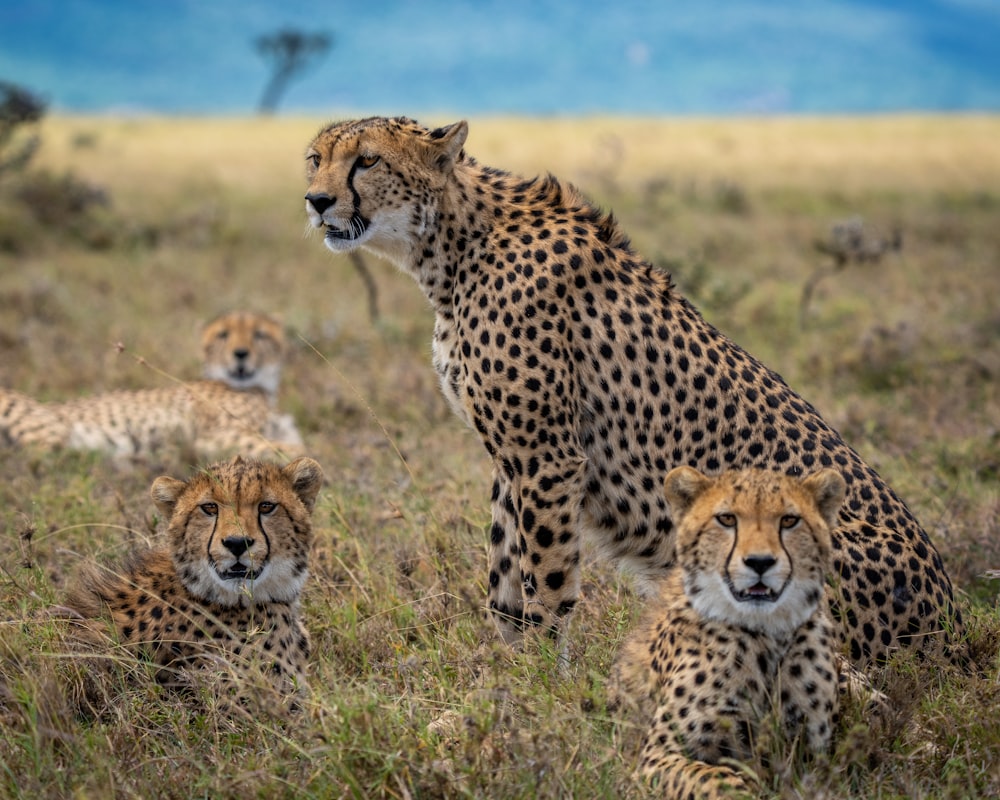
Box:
1;114;999;798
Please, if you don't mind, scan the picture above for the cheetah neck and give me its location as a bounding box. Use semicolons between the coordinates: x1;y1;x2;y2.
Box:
380;160;645;314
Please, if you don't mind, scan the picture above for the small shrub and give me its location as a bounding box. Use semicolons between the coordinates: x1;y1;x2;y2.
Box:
0;80;113;251
0;80;45;178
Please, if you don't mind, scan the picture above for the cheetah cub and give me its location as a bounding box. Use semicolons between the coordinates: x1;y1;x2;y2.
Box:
59;455;324;700
0;310;302;461
608;466;846;799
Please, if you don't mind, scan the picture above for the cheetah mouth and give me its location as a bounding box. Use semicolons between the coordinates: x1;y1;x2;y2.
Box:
733;582;781;603
324;212;369;242
218;564;263;582
226;370;257;388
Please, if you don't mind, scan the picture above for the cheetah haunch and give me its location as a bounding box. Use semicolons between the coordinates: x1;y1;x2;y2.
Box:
60;455;324;698
0;310;302;461
608;467;845;798
304;116;964;667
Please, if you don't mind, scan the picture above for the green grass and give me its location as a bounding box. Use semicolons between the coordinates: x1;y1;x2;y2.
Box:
0;115;999;798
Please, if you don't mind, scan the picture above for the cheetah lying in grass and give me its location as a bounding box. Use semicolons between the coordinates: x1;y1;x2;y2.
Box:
607;467;848;798
56;455;324;700
0;310;302;461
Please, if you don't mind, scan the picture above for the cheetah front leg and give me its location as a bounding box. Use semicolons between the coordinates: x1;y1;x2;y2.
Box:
487;467;526;645
486;453;587;643
779;620;841;753
637;709;755;800
512;454;587;639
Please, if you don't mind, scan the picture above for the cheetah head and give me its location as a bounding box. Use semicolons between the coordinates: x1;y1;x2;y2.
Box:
304;116;468;268
200;310;286;396
664;466;845;637
151;455;324;607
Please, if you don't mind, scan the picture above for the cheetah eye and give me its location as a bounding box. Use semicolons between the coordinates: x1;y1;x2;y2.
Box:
356;154;380;170
215;330;229;341
253;329;268;340
715;513;737;528
200;502;218;516
259;501;277;515
306;153;320;168
780;515;800;529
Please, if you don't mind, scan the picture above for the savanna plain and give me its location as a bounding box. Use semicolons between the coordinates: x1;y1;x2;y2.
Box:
0;114;999;799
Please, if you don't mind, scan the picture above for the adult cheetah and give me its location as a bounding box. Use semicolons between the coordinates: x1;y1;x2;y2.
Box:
607;466;846;798
58;455;324;697
304;116;964;667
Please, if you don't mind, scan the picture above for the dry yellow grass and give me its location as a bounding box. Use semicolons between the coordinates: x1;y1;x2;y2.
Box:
1;114;998;799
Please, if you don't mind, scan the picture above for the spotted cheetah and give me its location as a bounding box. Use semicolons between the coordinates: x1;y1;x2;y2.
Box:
0;310;303;461
607;467;846;798
303;116;964;667
57;455;324;697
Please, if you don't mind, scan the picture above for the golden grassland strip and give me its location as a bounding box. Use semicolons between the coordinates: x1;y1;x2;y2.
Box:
41;113;1000;195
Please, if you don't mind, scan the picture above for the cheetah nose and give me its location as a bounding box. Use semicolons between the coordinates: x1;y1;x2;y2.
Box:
744;554;777;576
306;192;335;215
233;348;250;361
222;536;253;557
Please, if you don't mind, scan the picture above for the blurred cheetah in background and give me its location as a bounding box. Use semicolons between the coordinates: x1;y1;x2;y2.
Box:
0;310;302;461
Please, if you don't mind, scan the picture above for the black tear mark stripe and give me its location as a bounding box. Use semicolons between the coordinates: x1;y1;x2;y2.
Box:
204;512;218;563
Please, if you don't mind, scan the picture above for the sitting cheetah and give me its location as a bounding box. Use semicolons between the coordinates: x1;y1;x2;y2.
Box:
0;310;303;461
57;455;324;697
607;467;845;798
303;116;964;667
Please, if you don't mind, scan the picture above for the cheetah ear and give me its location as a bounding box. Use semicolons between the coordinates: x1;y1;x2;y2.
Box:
802;469;847;529
283;457;325;513
663;466;712;518
150;476;187;520
426;120;468;172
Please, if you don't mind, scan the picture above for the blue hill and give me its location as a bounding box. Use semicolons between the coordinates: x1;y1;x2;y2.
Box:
1;0;998;114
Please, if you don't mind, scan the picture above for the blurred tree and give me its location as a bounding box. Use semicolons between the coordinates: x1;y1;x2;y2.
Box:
0;81;45;178
254;29;332;115
0;80;110;252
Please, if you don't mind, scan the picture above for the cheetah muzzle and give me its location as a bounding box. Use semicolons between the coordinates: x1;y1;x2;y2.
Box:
324;211;370;244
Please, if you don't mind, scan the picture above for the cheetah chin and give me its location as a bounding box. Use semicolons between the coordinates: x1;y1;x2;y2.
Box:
215;563;264;583
323;212;370;248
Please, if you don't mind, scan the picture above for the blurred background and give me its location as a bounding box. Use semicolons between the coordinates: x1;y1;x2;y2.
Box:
2;0;999;116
